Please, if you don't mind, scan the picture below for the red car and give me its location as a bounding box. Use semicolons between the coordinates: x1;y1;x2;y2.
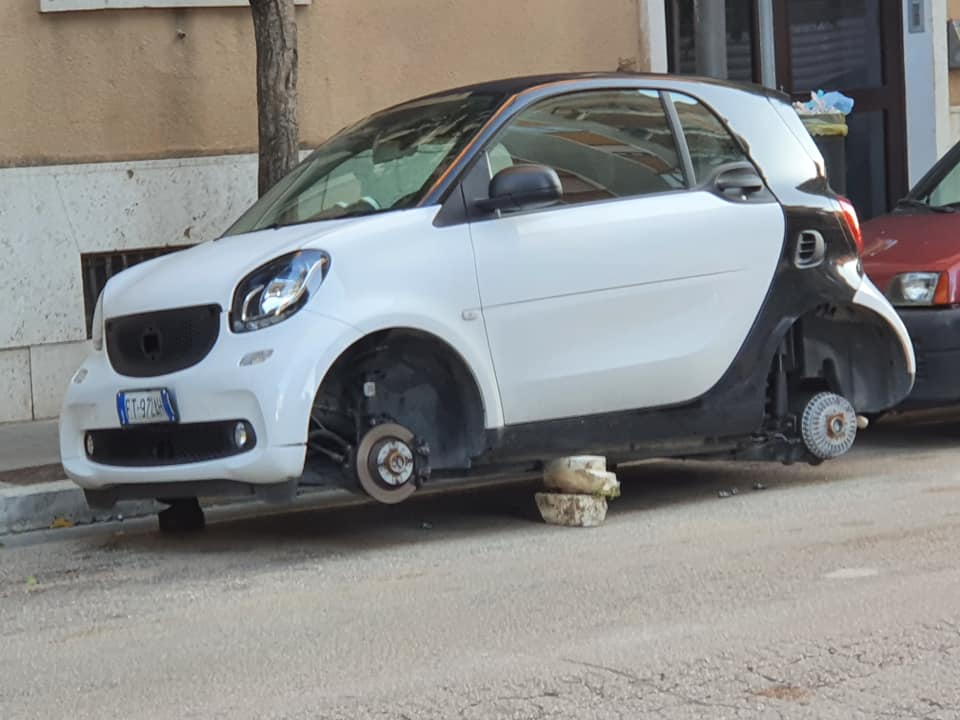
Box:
862;143;960;409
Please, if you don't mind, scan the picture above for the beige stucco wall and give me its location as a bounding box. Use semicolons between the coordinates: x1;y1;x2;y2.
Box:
1;0;652;167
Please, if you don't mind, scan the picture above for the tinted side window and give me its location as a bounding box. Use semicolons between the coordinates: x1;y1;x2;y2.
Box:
486;90;685;206
670;92;749;184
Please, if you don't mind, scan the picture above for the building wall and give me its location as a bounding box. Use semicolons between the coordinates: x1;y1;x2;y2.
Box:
949;0;960;144
904;0;951;185
1;0;657;423
1;0;652;167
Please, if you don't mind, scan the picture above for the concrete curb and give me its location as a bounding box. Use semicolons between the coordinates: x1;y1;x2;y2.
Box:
0;481;159;535
0;469;545;536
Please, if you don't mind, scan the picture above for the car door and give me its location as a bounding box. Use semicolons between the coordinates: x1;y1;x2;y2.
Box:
465;88;785;425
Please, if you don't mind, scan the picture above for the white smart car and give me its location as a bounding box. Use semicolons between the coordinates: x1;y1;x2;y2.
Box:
61;73;914;531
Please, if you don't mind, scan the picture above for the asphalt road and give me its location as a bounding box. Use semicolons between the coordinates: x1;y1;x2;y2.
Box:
3;415;960;719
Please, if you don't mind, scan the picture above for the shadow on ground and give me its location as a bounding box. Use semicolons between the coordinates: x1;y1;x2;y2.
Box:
101;459;842;557
61;406;960;562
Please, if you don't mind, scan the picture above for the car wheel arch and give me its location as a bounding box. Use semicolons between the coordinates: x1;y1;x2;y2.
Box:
783;304;914;414
311;327;489;470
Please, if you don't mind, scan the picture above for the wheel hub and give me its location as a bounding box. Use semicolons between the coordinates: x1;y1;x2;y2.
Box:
801;392;857;460
827;413;846;438
374;439;415;486
355;423;423;504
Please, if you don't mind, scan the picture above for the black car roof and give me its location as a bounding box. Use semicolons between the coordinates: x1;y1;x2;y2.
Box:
411;71;782;103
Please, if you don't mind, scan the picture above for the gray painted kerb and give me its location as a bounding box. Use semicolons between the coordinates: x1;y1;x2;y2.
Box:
0;481;159;535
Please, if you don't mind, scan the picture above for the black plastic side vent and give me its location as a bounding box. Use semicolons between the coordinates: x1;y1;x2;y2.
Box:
795;230;826;269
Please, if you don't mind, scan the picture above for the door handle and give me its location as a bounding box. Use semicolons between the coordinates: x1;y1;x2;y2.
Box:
714;163;766;199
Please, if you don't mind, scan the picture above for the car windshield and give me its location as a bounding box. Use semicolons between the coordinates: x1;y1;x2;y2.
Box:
898;146;960;214
224;90;505;236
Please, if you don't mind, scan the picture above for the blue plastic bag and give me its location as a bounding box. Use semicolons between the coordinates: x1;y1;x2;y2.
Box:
802;90;855;116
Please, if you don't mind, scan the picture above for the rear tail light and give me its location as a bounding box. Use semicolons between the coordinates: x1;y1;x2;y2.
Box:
837;196;863;255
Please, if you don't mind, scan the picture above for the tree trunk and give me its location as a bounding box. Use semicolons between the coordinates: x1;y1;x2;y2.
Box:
250;0;299;197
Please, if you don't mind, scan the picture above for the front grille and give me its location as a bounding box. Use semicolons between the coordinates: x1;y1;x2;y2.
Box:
85;421;255;467
106;304;221;377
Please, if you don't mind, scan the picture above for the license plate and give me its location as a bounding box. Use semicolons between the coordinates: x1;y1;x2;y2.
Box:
117;389;177;426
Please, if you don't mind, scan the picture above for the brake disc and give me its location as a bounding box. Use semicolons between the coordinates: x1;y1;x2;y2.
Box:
355;423;420;504
800;392;858;460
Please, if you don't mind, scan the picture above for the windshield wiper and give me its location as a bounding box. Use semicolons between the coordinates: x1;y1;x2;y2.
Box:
266;206;388;230
896;197;958;213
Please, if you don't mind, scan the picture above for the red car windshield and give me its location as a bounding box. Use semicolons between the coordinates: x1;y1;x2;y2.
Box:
898;144;960;214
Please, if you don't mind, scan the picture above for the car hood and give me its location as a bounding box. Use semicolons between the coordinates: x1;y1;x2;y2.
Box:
102;218;363;317
861;212;960;289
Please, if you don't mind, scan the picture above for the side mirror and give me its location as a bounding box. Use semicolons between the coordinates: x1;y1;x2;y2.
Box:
475;164;563;213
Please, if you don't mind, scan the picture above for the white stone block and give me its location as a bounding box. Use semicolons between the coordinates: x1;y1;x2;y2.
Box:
544;456;620;498
535;492;608;528
0;171;87;347
0;349;33;423
30;341;91;419
545;455;606;475
0;154;261;349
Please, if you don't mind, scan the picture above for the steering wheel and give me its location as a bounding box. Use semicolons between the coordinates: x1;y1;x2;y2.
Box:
358;195;381;211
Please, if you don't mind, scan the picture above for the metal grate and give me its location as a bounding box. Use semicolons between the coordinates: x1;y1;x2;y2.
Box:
81;246;190;338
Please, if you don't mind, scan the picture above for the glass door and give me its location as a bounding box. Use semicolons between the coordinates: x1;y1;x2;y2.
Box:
667;0;761;83
773;0;907;219
666;0;908;221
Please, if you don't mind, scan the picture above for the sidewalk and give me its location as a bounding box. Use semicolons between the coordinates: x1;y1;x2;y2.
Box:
0;419;155;535
0;419;60;476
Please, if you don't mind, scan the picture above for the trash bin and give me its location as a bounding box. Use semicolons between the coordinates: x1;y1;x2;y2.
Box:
798;111;848;196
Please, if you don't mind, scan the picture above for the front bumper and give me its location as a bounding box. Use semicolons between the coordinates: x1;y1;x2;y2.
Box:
896;306;960;409
60;310;360;492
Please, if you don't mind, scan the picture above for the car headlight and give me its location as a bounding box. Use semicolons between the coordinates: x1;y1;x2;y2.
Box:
886;272;946;307
91;291;105;351
231;250;330;332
